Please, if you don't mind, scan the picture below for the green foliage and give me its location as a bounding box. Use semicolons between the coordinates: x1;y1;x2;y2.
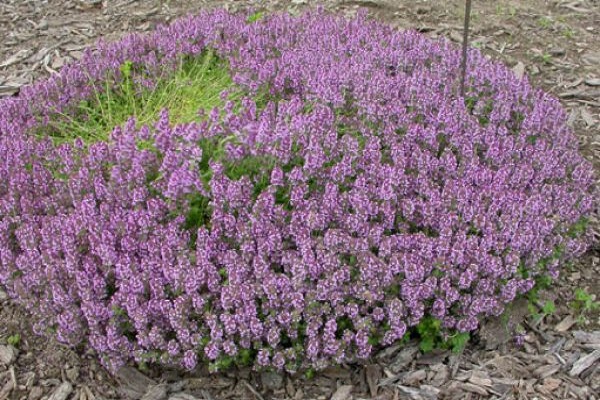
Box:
567;217;588;239
445;332;470;353
542;300;556;315
37;49;238;145
495;4;517;17
414;316;470;353
237;348;255;366
7;333;21;348
209;355;234;372
137;350;163;371
218;268;228;279
537;16;554;29
247;11;265;23
304;367;316;380
539;53;553;64
183;193;212;248
465;96;477;114
571;288;600;324
10;270;23;279
336;316;354;338
463;96;494;126
111;305;136;341
195;133;277;199
562;27;575;39
416;316;441;353
519;245;563;309
529;299;556;323
526;135;539;145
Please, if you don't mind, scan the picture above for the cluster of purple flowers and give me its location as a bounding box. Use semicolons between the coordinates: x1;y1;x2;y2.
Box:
0;8;595;373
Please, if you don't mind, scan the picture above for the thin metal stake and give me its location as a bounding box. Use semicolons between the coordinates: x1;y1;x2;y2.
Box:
459;0;472;97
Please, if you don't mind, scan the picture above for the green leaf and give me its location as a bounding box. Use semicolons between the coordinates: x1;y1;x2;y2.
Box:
237;348;254;366
419;337;435;353
304;368;315;379
119;60;133;79
542;300;555;315
446;332;469;353
7;334;21;347
247;11;265;23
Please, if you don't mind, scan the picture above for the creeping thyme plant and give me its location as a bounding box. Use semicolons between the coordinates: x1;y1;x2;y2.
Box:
0;9;595;373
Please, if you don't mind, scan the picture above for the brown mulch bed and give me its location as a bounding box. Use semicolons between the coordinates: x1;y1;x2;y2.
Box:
0;1;598;399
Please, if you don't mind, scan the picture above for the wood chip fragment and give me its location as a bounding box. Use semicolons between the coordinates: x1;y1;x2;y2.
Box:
168;394;200;400
585;78;600;86
331;385;354;400
512;61;526;80
573;331;600;344
82;385;96;400
200;390;213;400
0;82;23;97
430;365;449;387
559;89;586;99
468;371;492;387
141;384;167;400
533;364;560;379
260;371;283;391
117;367;157;400
0;379;13;400
322;366;351;380
458;382;488;396
569;350;600;376
403;370;427;385
390;346;418;372
48;382;73;400
538;377;562;393
365;364;381;398
565;78;583;88
416;350;448;365
8;366;16;390
396;384;439;400
242;381;265;400
580;108;596;127
0;49;33;68
555;316;576;332
0;345;16;365
28;386;44;400
376;344;402;360
559;2;591;13
568;383;591;399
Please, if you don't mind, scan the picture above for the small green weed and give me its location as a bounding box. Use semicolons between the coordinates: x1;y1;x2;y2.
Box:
304;367;316;380
7;333;21;347
495;5;517;17
542;300;556;315
571;288;600;324
562;27;575;39
567;217;588;239
537;53;553;64
445;331;470;353
537;16;554;30
209;355;235;373
529;299;556;324
417;316;441;353
247;11;265;23
415;316;469;353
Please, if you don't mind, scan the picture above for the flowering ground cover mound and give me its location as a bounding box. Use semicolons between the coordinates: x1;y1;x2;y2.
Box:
0;8;596;374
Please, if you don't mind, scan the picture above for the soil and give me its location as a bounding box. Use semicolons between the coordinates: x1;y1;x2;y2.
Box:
0;1;599;399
